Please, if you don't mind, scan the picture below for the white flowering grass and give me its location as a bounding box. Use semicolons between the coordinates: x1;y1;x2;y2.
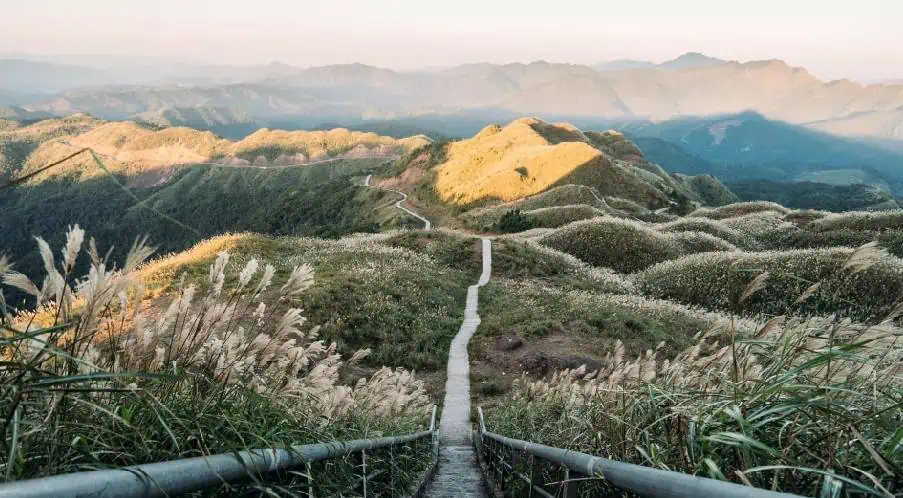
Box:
656;218;758;249
0;230;434;491
718;210;798;248
488;237;636;294
808;209;903;232
539;217;685;273
522;204;606;228
638;245;903;320
669;231;738;253
688;201;789;220
488;309;903;497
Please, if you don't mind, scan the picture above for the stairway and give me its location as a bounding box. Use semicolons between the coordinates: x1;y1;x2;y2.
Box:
423;239;491;498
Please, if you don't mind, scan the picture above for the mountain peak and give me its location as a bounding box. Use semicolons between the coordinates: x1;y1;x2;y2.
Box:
660;52;727;70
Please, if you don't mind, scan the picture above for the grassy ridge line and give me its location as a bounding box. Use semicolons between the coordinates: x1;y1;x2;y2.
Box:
0;157;397;308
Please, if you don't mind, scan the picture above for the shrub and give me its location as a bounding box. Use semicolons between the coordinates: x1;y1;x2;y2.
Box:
720;211;796;247
808;209;903;232
489;238;635;294
667;231;738;254
0;229;430;490
540;217;684;273
496;209;537;233
688;201;790;220
637;245;903;320
487;315;902;497
657;218;757;249
523;205;604;228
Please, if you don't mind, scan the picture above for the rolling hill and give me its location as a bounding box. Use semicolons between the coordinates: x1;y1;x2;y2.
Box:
374;118;738;232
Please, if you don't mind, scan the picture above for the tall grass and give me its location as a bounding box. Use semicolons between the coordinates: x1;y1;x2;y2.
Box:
487;244;903;497
0;228;431;494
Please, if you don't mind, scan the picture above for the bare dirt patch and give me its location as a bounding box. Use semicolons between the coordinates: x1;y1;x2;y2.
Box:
470;332;607;405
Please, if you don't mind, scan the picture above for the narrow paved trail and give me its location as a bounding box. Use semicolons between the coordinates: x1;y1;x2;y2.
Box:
361;173;486;495
363;174;432;230
425;238;491;498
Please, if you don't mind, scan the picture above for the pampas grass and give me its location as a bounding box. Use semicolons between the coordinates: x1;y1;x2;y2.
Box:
488;316;902;496
0;230;431;493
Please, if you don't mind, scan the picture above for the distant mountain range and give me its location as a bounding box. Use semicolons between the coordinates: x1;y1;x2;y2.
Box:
3;53;903;142
596;52;727;72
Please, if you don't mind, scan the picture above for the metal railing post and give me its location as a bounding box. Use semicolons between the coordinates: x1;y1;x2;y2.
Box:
361;449;368;498
496;439;505;491
306;462;315;498
510;449;517;492
389;444;396;498
529;454;542;498
562;467;578;498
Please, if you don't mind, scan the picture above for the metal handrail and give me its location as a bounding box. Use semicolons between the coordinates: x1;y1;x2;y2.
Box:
476;407;804;498
0;406;439;498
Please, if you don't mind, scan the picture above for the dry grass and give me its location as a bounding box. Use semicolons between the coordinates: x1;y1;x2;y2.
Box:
16;120;426;183
435;118;608;205
433;118;689;210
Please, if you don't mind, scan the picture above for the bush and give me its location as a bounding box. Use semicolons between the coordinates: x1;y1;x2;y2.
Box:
489;238;635;294
720;211;796;247
808;209;903;232
668;231;738;254
496;209;537;233
637;246;903;320
540;217;684;273
657;218;757;249
688;201;789;220
523;204;604;228
478;278;745;360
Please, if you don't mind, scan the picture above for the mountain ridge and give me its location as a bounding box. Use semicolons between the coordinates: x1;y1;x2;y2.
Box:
8;54;903;140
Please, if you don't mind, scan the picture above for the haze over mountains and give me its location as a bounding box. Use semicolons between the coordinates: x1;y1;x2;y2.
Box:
3;52;903;142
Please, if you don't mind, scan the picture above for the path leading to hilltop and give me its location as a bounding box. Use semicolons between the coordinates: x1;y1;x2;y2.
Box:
363;174;432;230
425;238;491;498
360;173;486;495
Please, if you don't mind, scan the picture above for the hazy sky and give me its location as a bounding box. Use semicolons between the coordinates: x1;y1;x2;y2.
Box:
2;0;901;81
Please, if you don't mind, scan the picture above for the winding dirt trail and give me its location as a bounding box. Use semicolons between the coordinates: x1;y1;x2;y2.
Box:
362;174;432;230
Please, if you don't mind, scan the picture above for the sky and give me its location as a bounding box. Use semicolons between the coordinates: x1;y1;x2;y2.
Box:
2;0;902;81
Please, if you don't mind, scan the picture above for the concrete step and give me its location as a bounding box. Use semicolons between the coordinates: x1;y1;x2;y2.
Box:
423;445;487;498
